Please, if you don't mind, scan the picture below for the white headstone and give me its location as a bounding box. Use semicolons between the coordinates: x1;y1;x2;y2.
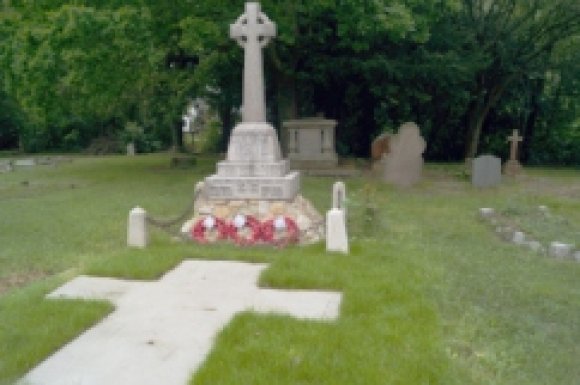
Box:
127;207;148;248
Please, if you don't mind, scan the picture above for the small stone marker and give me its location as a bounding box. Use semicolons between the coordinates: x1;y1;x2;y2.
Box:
382;122;425;187
126;142;136;156
326;181;349;254
0;160;13;173
512;231;526;245
127;207;148;248
548;242;574;260
22;260;342;385
472;155;501;188
14;158;36;167
503;129;523;176
479;207;495;218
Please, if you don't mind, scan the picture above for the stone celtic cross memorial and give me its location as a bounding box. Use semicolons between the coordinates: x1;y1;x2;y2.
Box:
204;2;299;200
22;260;342;385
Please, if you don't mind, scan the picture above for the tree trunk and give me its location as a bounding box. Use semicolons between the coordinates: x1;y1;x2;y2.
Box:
464;79;510;160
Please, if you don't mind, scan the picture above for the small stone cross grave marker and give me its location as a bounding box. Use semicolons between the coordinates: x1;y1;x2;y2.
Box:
23;260;341;385
504;129;524;176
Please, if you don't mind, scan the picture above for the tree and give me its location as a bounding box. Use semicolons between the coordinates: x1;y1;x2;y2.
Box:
455;0;580;159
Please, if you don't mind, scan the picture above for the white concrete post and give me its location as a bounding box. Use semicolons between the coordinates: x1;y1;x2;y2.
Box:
326;181;348;254
128;207;148;248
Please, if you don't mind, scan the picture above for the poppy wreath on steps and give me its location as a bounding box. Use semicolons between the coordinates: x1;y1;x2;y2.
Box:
229;214;262;246
260;216;299;248
191;216;230;244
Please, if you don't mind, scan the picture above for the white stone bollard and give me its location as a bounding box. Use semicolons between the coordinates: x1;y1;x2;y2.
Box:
548;242;573;260
326;181;349;254
128;207;148;248
326;208;348;254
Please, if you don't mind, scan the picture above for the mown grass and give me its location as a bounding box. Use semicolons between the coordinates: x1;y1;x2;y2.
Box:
1;155;579;385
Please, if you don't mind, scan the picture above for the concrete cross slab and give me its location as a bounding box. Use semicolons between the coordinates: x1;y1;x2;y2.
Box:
21;260;342;385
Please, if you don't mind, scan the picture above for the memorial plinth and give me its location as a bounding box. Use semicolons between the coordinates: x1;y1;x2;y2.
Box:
204;3;299;201
184;2;322;244
205;123;300;200
284;117;339;169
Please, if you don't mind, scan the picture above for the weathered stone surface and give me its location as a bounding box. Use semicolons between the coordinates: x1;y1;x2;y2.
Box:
503;129;523;176
472;155;501;188
549;242;574;259
284;117;338;169
204;4;299;201
512;231;526;245
371;132;391;161
127;207;147;248
14;158;36;167
0;160;13;173
23;261;341;385
479;207;495;218
382;122;425;187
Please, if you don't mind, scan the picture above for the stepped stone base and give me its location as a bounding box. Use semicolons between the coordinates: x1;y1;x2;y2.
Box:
182;183;324;244
205;122;300;201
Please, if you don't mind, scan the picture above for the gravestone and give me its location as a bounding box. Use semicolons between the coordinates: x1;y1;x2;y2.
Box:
126;142;136;156
22;260;341;385
0;160;13;173
503;129;523;176
204;2;299;200
382;122;425;187
284;116;338;169
371;132;391;161
14;158;36;167
472;155;501;188
326;181;349;254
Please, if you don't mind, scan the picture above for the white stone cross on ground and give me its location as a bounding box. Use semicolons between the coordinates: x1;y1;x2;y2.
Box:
230;2;275;123
507;129;523;161
22;260;341;385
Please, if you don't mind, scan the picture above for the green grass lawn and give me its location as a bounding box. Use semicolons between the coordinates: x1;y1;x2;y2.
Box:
0;154;579;385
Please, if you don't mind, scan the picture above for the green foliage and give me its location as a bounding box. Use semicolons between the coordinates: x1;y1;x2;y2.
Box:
0;1;578;162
